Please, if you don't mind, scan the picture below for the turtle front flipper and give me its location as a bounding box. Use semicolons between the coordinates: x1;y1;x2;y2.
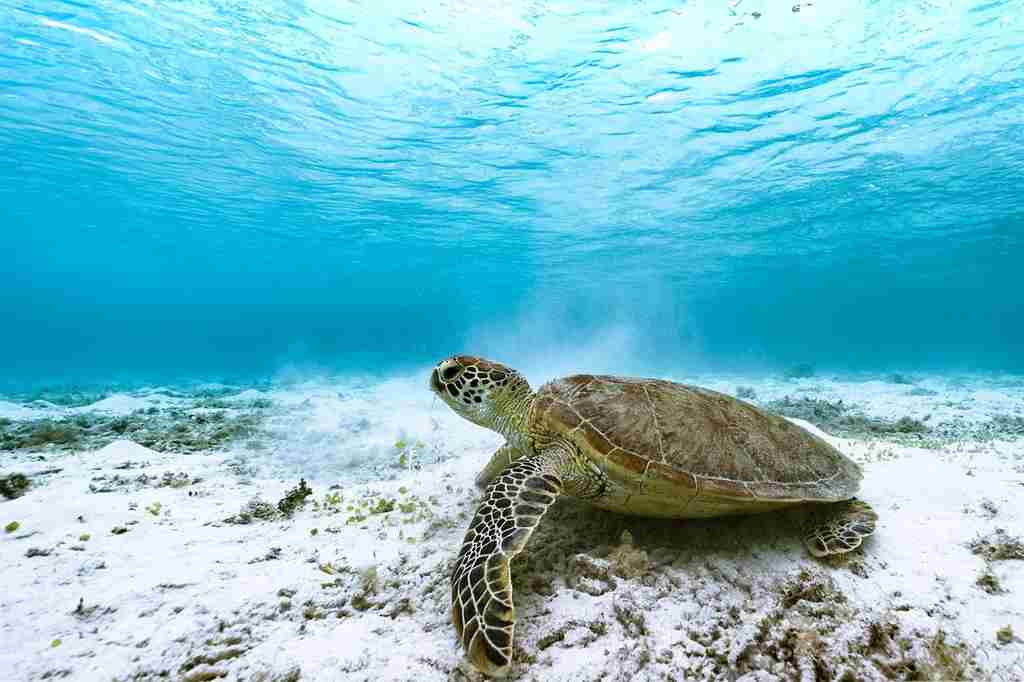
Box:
452;456;562;677
803;498;878;557
475;444;527;489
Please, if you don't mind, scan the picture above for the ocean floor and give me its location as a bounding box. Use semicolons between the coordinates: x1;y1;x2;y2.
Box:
2;369;1024;681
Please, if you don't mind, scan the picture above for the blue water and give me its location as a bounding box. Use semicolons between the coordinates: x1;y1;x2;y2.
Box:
1;1;1022;388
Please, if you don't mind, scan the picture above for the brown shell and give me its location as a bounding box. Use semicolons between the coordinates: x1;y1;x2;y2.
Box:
531;375;862;502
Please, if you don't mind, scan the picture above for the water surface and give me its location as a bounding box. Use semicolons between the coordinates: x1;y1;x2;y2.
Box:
1;1;1022;386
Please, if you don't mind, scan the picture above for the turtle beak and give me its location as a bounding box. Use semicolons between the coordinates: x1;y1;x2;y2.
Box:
430;368;443;394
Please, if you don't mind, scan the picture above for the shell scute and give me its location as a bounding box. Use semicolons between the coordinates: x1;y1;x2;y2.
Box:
606;448;650;479
698;476;754;499
646;461;697;490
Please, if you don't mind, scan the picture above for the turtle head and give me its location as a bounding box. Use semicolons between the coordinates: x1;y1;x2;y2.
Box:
430;355;532;436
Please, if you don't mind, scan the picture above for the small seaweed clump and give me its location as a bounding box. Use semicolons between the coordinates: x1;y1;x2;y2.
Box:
225;499;280;525
159;471;195;488
224;480;313;524
0;473;30;499
278;479;313;517
368;497;395;515
735;386;757;400
968;529;1024;561
976;567;1004;594
888;416;930;434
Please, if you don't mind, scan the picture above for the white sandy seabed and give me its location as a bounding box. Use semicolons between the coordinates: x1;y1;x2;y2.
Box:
1;370;1023;681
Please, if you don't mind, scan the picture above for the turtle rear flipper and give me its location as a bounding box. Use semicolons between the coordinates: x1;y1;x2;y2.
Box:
803;498;878;557
452;456;562;677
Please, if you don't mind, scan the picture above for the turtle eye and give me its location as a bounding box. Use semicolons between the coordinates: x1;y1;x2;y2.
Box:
442;366;461;381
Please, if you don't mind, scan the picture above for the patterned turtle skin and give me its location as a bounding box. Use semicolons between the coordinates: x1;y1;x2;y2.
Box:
430;355;876;678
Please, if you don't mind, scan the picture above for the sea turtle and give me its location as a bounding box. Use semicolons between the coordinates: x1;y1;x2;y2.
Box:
430;355;877;678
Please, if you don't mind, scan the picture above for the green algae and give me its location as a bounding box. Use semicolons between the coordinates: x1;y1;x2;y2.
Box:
19;421;84;448
225;499;279;525
393;438;426;468
368;498;395;515
0;473;30;499
0;408;262;454
224;480;313;524
968;529;1024;561
976;567;1004;594
766;396;929;438
179;647;245;673
277;479;313;517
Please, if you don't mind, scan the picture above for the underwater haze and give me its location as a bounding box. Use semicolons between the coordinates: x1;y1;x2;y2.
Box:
1;0;1023;387
5;6;1024;679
